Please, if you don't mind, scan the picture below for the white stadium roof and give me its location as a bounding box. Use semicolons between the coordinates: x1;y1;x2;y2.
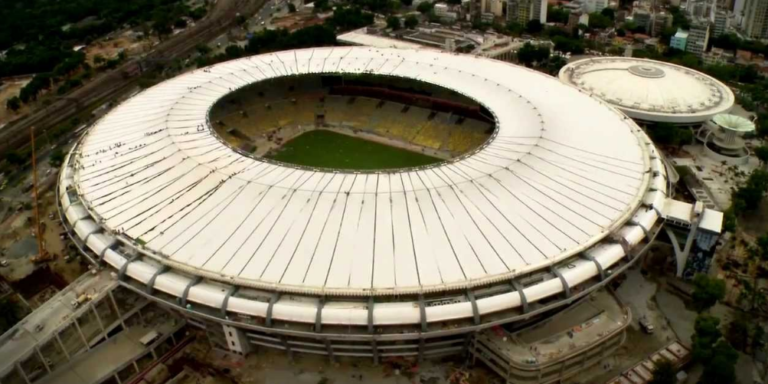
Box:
63;47;666;304
559;57;734;124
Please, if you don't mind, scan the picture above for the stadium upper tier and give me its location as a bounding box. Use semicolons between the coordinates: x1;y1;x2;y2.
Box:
60;47;667;329
558;57;734;124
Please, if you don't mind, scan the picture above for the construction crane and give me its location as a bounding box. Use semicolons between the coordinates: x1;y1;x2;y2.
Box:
30;127;52;263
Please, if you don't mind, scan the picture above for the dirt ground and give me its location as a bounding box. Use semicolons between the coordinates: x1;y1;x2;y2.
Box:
84;34;157;65
0;78;31;127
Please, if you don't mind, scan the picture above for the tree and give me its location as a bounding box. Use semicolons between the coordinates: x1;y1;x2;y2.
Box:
174;18;188;29
400;0;413;6
589;12;613;29
313;0;330;12
691;314;721;363
49;149;65;167
725;318;749;352
546;54;568;75
6;96;20;112
516;42;550;67
404;15;419;29
548;5;570;24
0;298;21;334
601;7;615;20
649;359;676;384
692;274;726;313
753;324;765;354
386;15;401;30
699;340;739;384
506;21;524;35
732;169;768;214
526;19;543;34
417;1;434;13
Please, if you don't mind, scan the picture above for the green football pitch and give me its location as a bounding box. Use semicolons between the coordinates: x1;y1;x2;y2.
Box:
266;130;441;170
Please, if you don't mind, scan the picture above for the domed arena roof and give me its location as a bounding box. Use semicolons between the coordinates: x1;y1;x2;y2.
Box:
559;57;735;124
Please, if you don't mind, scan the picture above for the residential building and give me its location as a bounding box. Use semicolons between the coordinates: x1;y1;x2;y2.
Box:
702;47;734;64
567;11;590;31
742;0;768;39
687;19;710;58
583;0;608;13
651;12;673;36
633;9;653;33
714;10;731;36
435;3;460;21
670;29;689;50
507;0;547;23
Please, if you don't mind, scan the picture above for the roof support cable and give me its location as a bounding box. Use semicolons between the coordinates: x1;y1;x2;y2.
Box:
98;239;118;263
630;219;651;239
580;253;605;281
315;297;325;333
466;290;480;325
146;266;170;295
367;297;375;334
180;276;203;308
550;266;571;299
418;294;427;333
266;293;281;328
118;255;139;281
511;279;528;313
220;286;239;317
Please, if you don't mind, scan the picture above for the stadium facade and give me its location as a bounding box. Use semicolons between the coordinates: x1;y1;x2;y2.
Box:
59;47;671;376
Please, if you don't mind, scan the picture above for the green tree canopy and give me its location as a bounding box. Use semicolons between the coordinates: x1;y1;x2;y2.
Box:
386;15;401;30
6;96;20;112
601;7;615;20
649;359;676;384
692;313;722;363
692;274;726;313
526;19;543;34
700;340;739;384
417;1;434;13
589;12;613;29
0;298;21;334
404;15;419;29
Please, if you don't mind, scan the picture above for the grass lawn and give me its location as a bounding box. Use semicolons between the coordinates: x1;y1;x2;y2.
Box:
266;130;441;170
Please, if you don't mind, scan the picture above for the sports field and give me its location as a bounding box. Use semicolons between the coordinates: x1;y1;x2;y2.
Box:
266;130;441;170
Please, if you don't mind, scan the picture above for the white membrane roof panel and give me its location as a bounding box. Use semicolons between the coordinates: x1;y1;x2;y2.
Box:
73;47;651;295
559;57;734;123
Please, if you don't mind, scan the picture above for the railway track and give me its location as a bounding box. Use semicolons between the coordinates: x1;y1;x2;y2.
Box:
0;0;263;156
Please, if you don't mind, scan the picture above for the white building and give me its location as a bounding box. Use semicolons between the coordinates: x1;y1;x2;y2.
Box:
713;10;731;37
507;0;547;24
742;0;768;39
687;19;710;58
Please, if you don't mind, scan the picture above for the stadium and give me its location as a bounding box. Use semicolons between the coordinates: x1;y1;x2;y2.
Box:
58;47;668;377
558;57;735;125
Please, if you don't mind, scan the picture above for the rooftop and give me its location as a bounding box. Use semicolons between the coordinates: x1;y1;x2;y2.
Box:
559;57;735;123
69;47;655;296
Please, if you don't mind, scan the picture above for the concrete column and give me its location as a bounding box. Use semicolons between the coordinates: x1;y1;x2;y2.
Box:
108;290;127;330
137;307;146;327
55;333;71;361
35;346;51;373
73;319;91;351
91;304;107;340
15;363;30;384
